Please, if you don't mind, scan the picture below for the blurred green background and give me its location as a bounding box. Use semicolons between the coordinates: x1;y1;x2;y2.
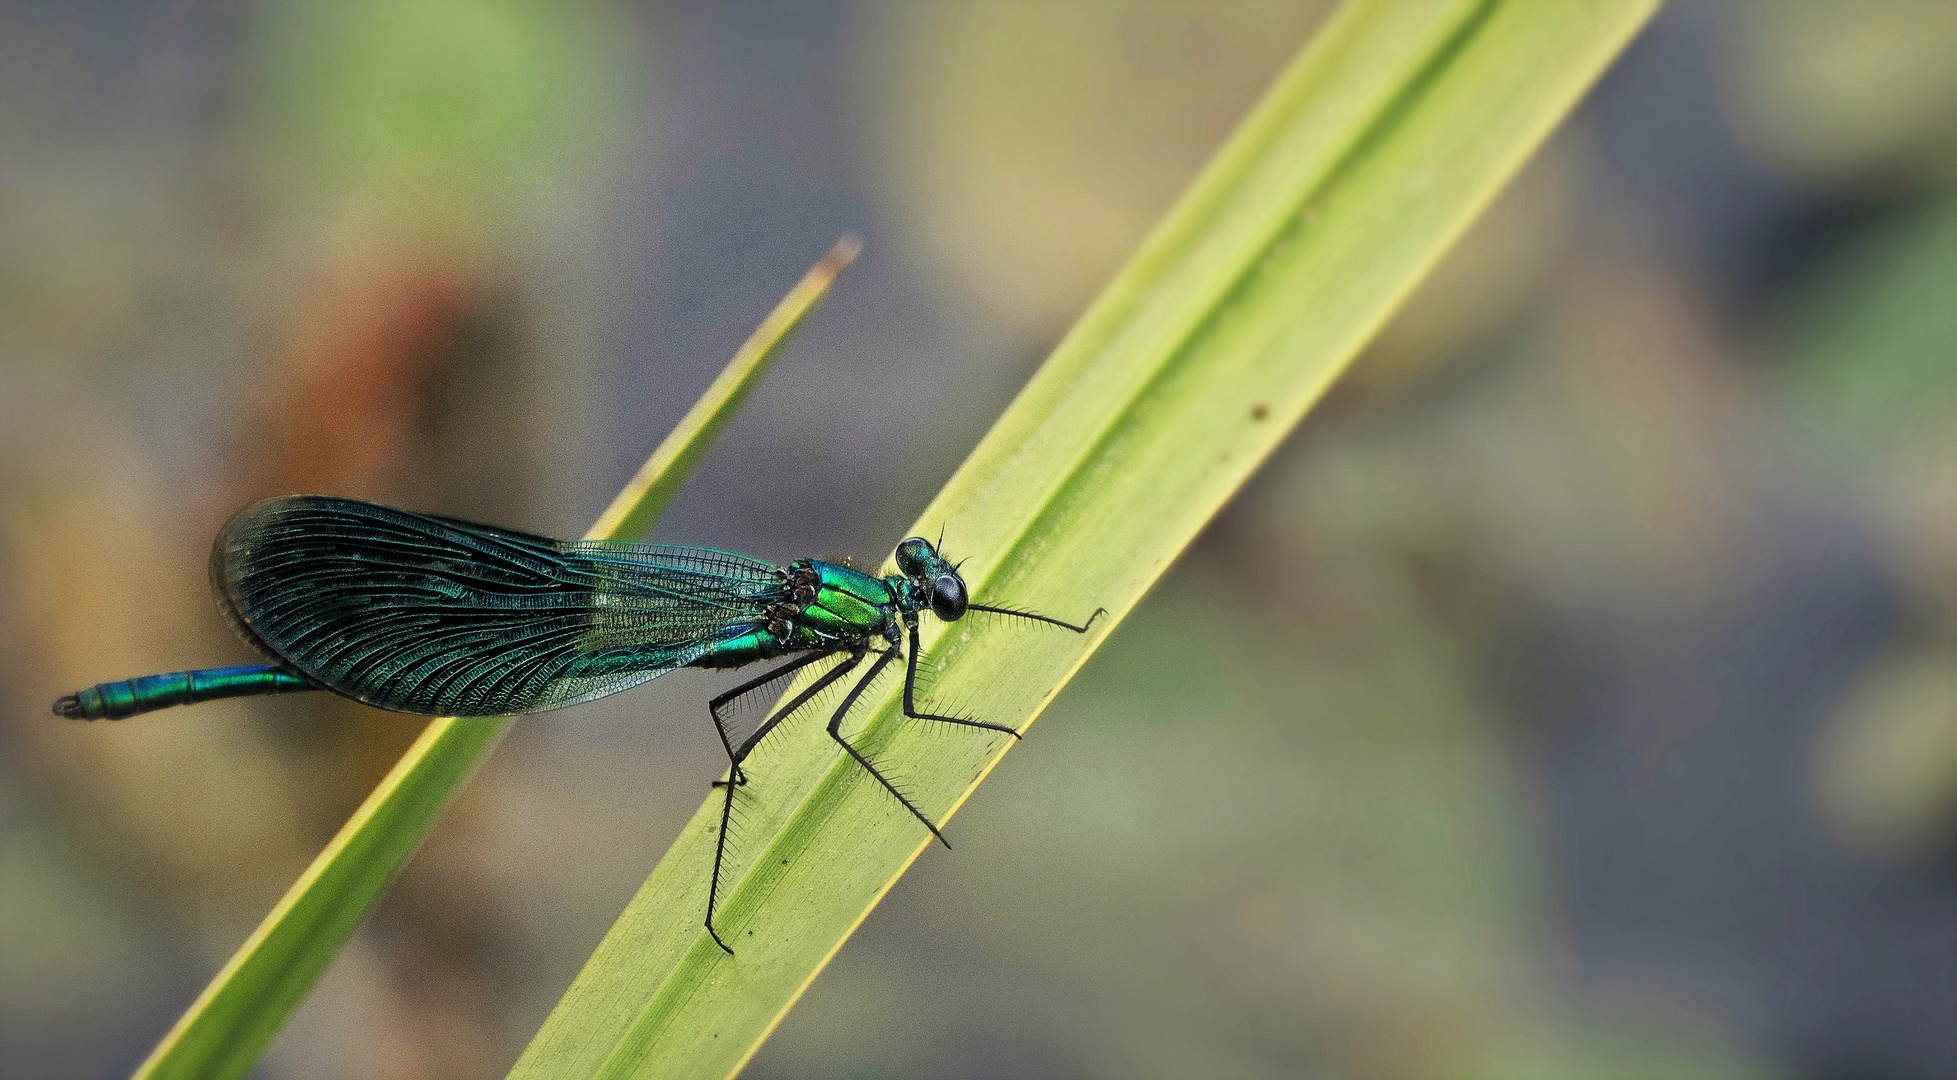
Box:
2;3;1952;1078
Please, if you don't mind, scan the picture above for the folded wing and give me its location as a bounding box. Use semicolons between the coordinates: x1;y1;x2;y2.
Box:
213;496;785;716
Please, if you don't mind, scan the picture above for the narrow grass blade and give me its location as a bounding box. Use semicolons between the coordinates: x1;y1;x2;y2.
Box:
132;237;861;1080
591;235;863;541
508;2;1659;1078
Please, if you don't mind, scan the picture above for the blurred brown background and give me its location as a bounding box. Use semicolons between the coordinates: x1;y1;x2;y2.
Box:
2;2;1952;1078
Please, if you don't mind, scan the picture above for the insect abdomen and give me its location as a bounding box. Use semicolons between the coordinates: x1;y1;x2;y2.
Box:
690;629;784;669
54;665;317;721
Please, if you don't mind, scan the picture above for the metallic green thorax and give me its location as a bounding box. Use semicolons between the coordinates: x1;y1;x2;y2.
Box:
686;535;971;670
691;561;911;668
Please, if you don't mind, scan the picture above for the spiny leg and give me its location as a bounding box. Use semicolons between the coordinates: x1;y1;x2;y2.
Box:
824;649;950;849
902;621;1020;739
705;648;859;956
901;604;1102;737
965;602;1106;634
707;650;833;788
729;650;872;767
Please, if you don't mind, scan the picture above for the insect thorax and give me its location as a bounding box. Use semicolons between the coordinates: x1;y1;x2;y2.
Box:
775;560;903;651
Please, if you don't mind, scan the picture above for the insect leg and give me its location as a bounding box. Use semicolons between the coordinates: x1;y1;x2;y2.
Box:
965;602;1106;634
902;622;1020;738
824;650;950;849
730;651;864;765
707;650;833;787
705;648;860;956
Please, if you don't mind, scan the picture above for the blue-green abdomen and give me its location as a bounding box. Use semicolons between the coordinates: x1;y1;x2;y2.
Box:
691;628;785;669
57;665;316;721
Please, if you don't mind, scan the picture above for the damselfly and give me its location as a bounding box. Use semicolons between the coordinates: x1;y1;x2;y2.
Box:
55;495;1099;952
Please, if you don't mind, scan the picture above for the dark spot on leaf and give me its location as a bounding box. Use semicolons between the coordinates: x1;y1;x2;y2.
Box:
1250;403;1270;420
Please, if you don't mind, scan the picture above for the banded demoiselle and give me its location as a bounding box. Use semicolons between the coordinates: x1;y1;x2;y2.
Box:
54;495;1099;952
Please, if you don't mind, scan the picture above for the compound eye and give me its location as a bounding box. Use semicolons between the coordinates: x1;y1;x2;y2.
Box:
895;537;934;578
930;573;968;621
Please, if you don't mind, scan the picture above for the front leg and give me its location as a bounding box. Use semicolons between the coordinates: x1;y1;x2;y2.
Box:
903;622;1020;739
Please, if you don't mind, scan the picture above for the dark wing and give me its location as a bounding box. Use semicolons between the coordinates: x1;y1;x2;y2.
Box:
213;495;787;717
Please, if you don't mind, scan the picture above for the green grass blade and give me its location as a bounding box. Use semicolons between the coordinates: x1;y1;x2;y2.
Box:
132;238;861;1080
590;235;863;541
507;3;1658;1078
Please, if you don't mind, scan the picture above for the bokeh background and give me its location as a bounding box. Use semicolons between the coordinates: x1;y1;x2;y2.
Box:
3;2;1953;1078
